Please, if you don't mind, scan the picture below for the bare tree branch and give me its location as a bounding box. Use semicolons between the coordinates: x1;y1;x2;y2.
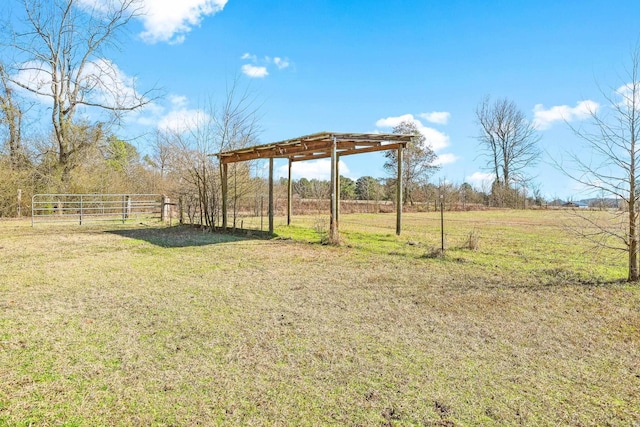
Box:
560;48;640;281
6;0;157;182
476;96;541;207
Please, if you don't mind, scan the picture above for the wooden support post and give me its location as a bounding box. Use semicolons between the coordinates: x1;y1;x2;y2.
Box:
287;158;292;226
269;158;274;234
222;163;228;230
160;196;169;223
17;189;21;217
396;144;403;236
440;194;445;255
329;137;339;243
122;195;134;223
335;156;340;224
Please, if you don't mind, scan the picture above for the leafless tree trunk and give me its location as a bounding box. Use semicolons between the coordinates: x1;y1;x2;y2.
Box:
0;64;26;168
8;0;153;182
561;50;640;281
476;97;540;207
159;80;261;230
212;79;261;228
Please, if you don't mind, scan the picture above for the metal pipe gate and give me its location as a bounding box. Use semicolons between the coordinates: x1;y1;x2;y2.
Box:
31;194;165;226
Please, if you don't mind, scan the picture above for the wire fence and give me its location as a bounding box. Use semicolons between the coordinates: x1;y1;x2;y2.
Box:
25;191;627;274
202;198;626;272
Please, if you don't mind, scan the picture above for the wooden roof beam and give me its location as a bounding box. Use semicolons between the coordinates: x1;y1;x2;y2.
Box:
220;140;329;164
338;142;406;157
216;132;413;163
291;152;332;162
290;142;406;162
336;141;381;149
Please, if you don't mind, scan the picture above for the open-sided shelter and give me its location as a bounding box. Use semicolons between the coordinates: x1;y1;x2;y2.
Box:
215;131;413;241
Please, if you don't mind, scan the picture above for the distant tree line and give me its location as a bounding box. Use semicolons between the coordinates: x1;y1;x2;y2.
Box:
287;175;544;210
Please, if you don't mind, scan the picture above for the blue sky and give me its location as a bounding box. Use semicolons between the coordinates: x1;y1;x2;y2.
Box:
12;0;640;200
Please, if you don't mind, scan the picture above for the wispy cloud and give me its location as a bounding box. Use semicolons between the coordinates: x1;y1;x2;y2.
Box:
152;94;210;133
466;171;494;189
12;58;144;110
532;100;598;130
158;108;210;133
273;57;291;70
240;53;292;78
616;82;640;109
241;64;269;78
419;111;450;125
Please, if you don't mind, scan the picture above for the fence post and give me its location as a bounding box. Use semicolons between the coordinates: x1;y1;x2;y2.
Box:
17;189;22;217
440;194;445;255
122;195;131;223
79;195;83;225
178;197;183;225
161;195;170;222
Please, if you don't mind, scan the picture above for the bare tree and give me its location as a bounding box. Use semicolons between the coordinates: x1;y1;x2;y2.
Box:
384;120;439;206
0;63;26;168
7;0;152;182
561;50;640;281
160;81;261;230
476;97;540;206
211;79;261;228
145;130;175;183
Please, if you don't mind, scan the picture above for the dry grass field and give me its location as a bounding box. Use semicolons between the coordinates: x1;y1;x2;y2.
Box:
0;210;639;426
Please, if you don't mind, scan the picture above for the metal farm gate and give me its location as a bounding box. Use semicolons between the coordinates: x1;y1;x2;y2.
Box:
31;194;166;226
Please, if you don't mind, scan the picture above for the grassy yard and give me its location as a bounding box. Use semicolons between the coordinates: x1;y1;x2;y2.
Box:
0;210;638;426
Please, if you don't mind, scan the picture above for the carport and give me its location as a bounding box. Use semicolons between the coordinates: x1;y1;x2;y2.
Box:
215;132;412;241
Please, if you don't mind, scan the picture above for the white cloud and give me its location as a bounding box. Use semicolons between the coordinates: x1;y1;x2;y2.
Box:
466;172;495;189
129;93;206;130
276;159;351;181
136;0;228;44
10;61;51;101
375;113;414;129
157;107;210;133
75;0;227;44
273;57;290;70
419;111;450;125
240;53;292;78
82;59;142;107
169;95;189;109
241;64;269;78
375;113;450;152
130;101;165;127
12;58;144;111
533;100;598;130
434;153;458;166
616;82;640;109
158;109;209;133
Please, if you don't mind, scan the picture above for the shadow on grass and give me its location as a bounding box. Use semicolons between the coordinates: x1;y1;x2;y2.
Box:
106;224;276;248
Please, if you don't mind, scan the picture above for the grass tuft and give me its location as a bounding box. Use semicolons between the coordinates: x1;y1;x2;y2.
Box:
462;228;480;250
